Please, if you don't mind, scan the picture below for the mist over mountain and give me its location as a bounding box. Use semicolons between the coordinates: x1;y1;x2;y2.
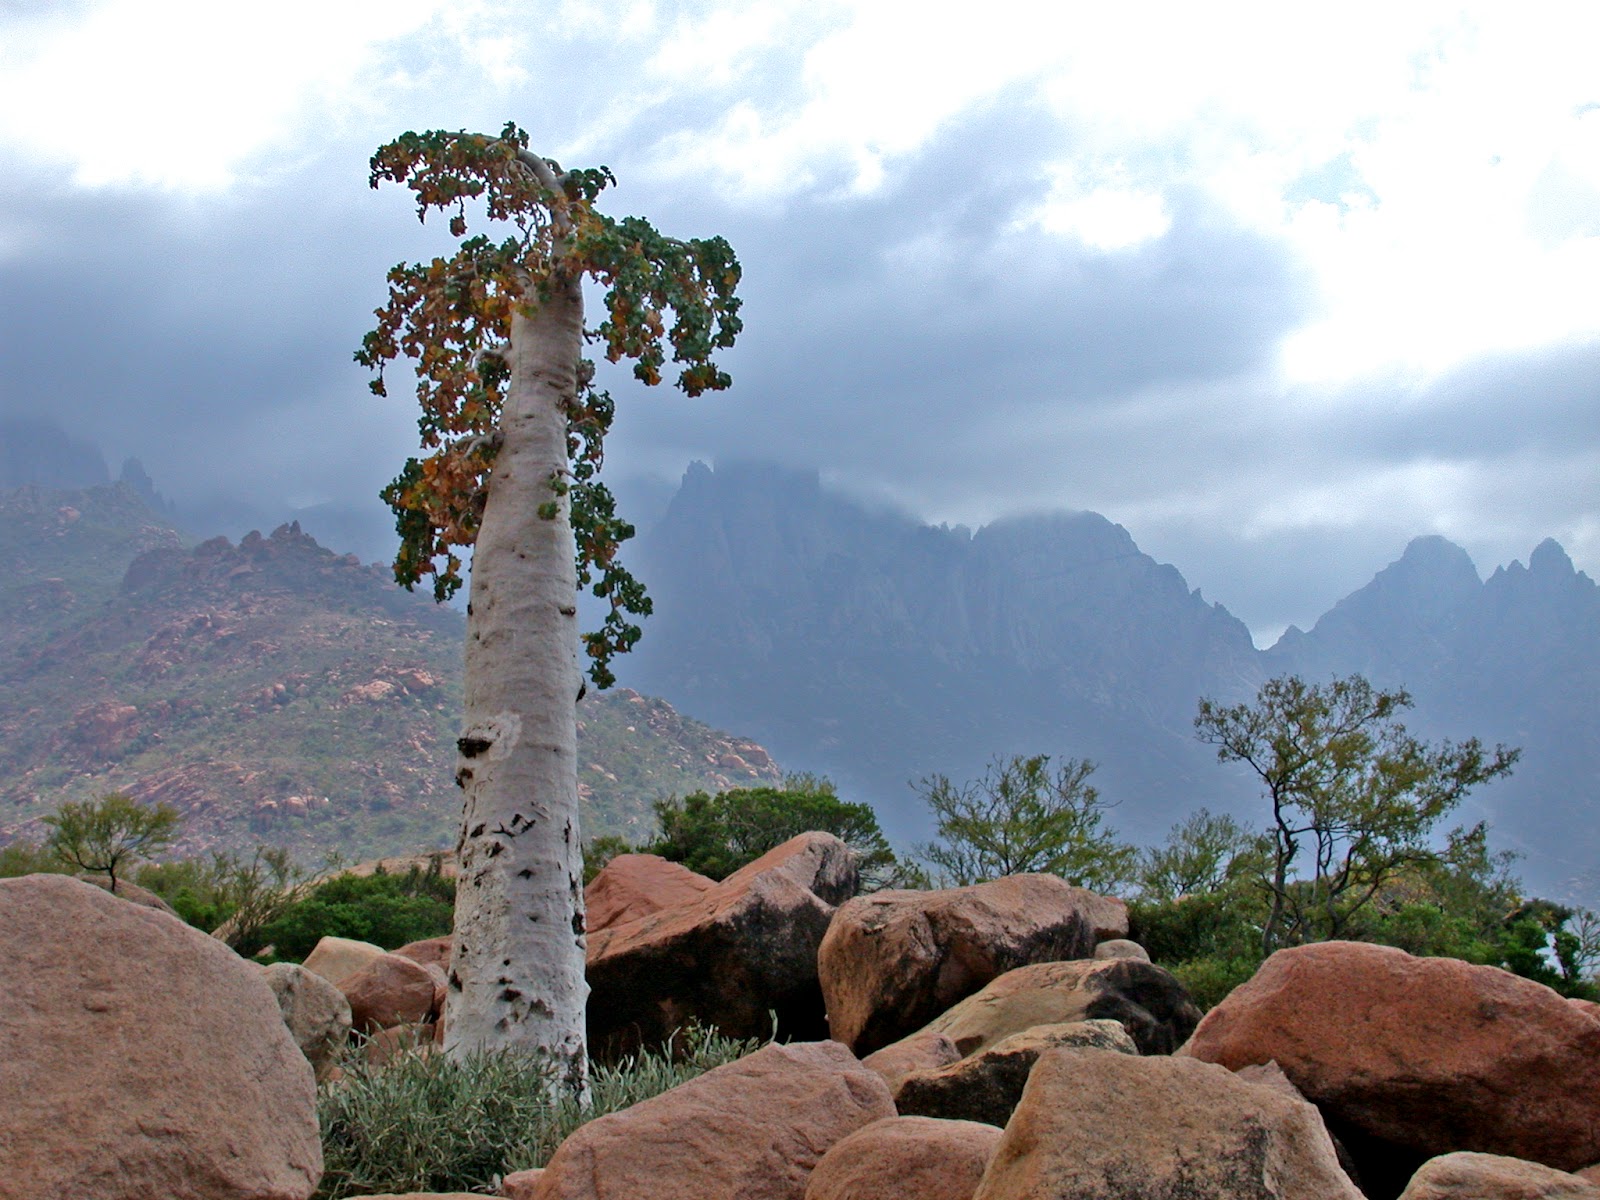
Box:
617;462;1599;907
2;419;1591;905
0;418;110;490
617;462;1264;843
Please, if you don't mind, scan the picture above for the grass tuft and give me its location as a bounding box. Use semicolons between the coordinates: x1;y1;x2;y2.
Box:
315;1024;760;1197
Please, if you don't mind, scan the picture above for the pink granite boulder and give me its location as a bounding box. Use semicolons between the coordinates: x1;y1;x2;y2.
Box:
584;853;715;934
819;875;1127;1054
804;1116;1002;1200
529;1040;893;1199
0;874;321;1199
1178;941;1600;1171
585;833;857;1055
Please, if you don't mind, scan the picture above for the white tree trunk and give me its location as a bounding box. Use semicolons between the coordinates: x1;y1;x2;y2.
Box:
444;270;588;1092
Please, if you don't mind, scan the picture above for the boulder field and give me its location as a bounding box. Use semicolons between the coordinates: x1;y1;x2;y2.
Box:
6;852;1600;1200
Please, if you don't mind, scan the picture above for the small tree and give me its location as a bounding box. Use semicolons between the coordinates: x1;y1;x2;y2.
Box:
358;123;741;1080
647;775;902;888
913;754;1136;890
1138;808;1269;903
42;792;180;893
1195;674;1519;954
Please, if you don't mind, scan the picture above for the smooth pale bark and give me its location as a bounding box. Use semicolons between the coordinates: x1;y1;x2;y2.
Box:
444;268;589;1091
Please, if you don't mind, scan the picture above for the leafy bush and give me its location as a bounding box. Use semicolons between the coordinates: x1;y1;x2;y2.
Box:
315;1024;760;1198
135;847;307;949
647;775;904;887
0;839;69;878
259;863;455;960
42;792;181;892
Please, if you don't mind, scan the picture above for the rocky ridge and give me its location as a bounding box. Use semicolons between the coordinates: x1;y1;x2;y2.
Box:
0;484;779;862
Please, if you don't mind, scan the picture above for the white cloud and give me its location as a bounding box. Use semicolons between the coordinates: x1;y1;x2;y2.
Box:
0;0;463;189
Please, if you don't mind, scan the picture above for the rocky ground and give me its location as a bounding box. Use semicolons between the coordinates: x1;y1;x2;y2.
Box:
5;848;1599;1199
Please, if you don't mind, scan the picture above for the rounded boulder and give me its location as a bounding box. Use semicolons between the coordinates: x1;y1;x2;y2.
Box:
0;874;321;1199
1178;941;1600;1171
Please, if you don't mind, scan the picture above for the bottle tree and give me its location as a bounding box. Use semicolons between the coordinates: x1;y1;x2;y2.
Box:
357;123;741;1090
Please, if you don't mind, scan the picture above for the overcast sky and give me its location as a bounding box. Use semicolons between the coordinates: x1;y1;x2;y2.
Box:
2;0;1597;643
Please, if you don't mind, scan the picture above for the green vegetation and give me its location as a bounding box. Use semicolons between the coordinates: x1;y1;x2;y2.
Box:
42;792;180;892
1195;673;1520;954
252;862;455;959
315;1024;760;1198
645;774;905;887
133;847;307;949
913;754;1136;891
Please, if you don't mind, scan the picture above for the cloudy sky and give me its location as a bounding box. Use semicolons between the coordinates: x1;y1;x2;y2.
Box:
2;0;1597;643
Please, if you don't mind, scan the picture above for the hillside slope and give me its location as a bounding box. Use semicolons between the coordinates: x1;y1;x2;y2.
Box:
0;485;779;861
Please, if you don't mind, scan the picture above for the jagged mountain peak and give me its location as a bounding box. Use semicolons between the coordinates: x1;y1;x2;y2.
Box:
1529;536;1578;577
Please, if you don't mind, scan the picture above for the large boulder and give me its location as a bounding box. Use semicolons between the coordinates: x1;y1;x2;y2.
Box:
894;1019;1136;1127
907;957;1200;1059
1398;1153;1600;1200
804;1116;1002;1200
971;1048;1362;1200
586;833;857;1055
0;874;321;1199
584;854;715;934
341;951;438;1034
861;1030;963;1093
1178;942;1600;1171
301;934;387;989
392;934;452;975
528;1040;894;1199
819;875;1127;1054
261;961;352;1081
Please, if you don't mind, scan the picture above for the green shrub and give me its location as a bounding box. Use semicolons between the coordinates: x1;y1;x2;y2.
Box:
648;775;904;888
1171;956;1262;1011
315;1024;760;1198
135;847;307;950
0;839;69;878
260;865;455;960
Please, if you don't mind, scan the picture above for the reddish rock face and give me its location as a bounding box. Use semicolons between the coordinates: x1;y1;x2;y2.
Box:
913;957;1201;1059
818;875;1128;1055
586;833;857;1056
804;1116;1002;1200
972;1049;1361;1200
341;952;438;1034
1177;942;1600;1172
583;853;716;935
1397;1152;1600;1200
0;874;321;1199
392;934;453;975
302;935;387;989
861;1030;963;1094
529;1041;894;1200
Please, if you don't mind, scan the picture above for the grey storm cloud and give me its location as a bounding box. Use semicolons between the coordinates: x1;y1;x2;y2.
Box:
0;44;1595;644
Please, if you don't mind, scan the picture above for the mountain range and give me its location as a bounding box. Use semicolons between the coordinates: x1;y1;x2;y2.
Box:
2;418;1592;908
615;462;1599;907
